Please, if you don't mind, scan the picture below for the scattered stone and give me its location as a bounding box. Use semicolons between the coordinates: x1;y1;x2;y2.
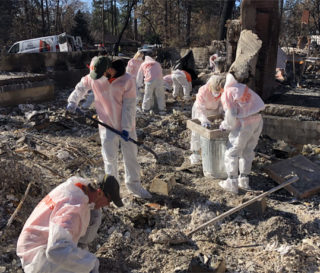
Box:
149;174;176;195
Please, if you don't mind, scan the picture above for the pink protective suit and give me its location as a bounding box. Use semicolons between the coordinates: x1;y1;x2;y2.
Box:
190;78;222;166
126;58;143;79
16;177;99;273
126;58;144;103
136;56;166;111
68;73;135;132
220;73;265;188
163;74;173;91
68;73;143;187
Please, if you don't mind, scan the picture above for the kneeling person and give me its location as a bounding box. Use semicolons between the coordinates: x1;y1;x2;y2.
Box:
17;175;123;273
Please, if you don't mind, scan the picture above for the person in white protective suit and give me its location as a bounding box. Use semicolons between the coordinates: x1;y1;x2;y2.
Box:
209;54;218;72
275;46;287;82
171;69;192;100
66;56;152;199
189;75;225;165
17;175;123;273
126;51;144;103
163;74;173;92
136;56;166;114
218;72;265;194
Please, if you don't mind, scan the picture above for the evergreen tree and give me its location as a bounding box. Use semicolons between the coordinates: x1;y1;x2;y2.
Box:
71;10;92;43
0;0;17;48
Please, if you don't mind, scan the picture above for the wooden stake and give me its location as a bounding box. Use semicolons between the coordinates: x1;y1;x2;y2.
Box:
186;176;299;237
6;181;34;228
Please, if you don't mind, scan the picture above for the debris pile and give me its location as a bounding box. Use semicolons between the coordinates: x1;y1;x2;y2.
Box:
0;76;319;272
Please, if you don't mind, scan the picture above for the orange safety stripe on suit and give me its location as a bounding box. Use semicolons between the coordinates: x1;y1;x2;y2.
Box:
182;70;192;82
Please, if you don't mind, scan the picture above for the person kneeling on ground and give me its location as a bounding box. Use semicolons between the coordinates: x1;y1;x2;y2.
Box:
189;75;225;165
17;175;123;273
218;72;265;194
66;56;151;199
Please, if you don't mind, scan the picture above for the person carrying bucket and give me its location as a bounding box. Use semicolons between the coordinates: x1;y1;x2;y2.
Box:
189;74;225;165
218;72;265;194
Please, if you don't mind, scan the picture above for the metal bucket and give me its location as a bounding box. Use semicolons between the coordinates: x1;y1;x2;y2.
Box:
200;135;228;179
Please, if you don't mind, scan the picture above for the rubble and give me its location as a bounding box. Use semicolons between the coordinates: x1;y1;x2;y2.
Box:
0;72;319;273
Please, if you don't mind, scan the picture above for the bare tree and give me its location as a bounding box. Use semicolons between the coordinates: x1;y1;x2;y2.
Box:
40;0;46;35
186;0;191;46
218;0;235;40
114;0;137;55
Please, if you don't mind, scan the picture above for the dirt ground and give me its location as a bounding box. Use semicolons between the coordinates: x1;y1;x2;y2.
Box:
0;73;319;273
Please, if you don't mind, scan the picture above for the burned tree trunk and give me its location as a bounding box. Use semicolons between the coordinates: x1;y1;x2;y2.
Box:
218;0;235;40
226;19;241;71
40;0;46;36
229;29;262;86
240;0;281;100
114;0;137;56
186;1;191;46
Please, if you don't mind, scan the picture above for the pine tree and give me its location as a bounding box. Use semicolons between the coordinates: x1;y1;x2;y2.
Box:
71;10;92;44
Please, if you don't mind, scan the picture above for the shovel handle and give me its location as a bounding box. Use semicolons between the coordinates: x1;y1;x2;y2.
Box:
75;108;159;160
186;176;299;237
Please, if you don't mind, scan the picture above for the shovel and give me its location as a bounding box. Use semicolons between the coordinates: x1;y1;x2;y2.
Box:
150;175;299;245
75;108;159;161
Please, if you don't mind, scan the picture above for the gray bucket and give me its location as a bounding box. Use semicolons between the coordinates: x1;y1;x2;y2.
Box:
200;135;228;179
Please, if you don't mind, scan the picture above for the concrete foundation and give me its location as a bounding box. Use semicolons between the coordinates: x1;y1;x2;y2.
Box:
262;115;320;145
0;80;54;106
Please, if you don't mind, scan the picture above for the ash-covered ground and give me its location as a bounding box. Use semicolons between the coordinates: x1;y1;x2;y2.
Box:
0;75;319;273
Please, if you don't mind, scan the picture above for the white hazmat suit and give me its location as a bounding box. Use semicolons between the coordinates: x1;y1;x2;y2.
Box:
17;177;100;273
219;73;265;193
190;75;223;165
171;69;192;100
163;74;173;91
67;61;151;199
136;56;166;112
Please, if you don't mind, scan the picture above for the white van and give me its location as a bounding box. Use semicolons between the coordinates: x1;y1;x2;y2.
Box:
8;35;60;54
8;33;81;54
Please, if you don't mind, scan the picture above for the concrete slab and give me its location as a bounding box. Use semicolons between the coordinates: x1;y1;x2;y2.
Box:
263;104;320;121
265;155;320;199
262;115;320;145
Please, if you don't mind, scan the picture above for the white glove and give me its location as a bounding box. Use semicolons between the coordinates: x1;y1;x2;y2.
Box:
79;209;102;245
90;258;100;273
66;102;77;113
201;121;211;128
219;120;228;131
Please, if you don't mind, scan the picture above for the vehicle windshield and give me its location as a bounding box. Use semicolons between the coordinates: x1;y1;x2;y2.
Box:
8;43;19;54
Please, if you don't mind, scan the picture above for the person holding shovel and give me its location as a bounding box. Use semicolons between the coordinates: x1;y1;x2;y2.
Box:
218;72;265;194
17;175;123;273
189;74;225;165
66;56;152;199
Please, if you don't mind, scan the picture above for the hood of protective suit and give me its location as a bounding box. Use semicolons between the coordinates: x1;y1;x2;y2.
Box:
224;73;238;88
144;56;155;63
